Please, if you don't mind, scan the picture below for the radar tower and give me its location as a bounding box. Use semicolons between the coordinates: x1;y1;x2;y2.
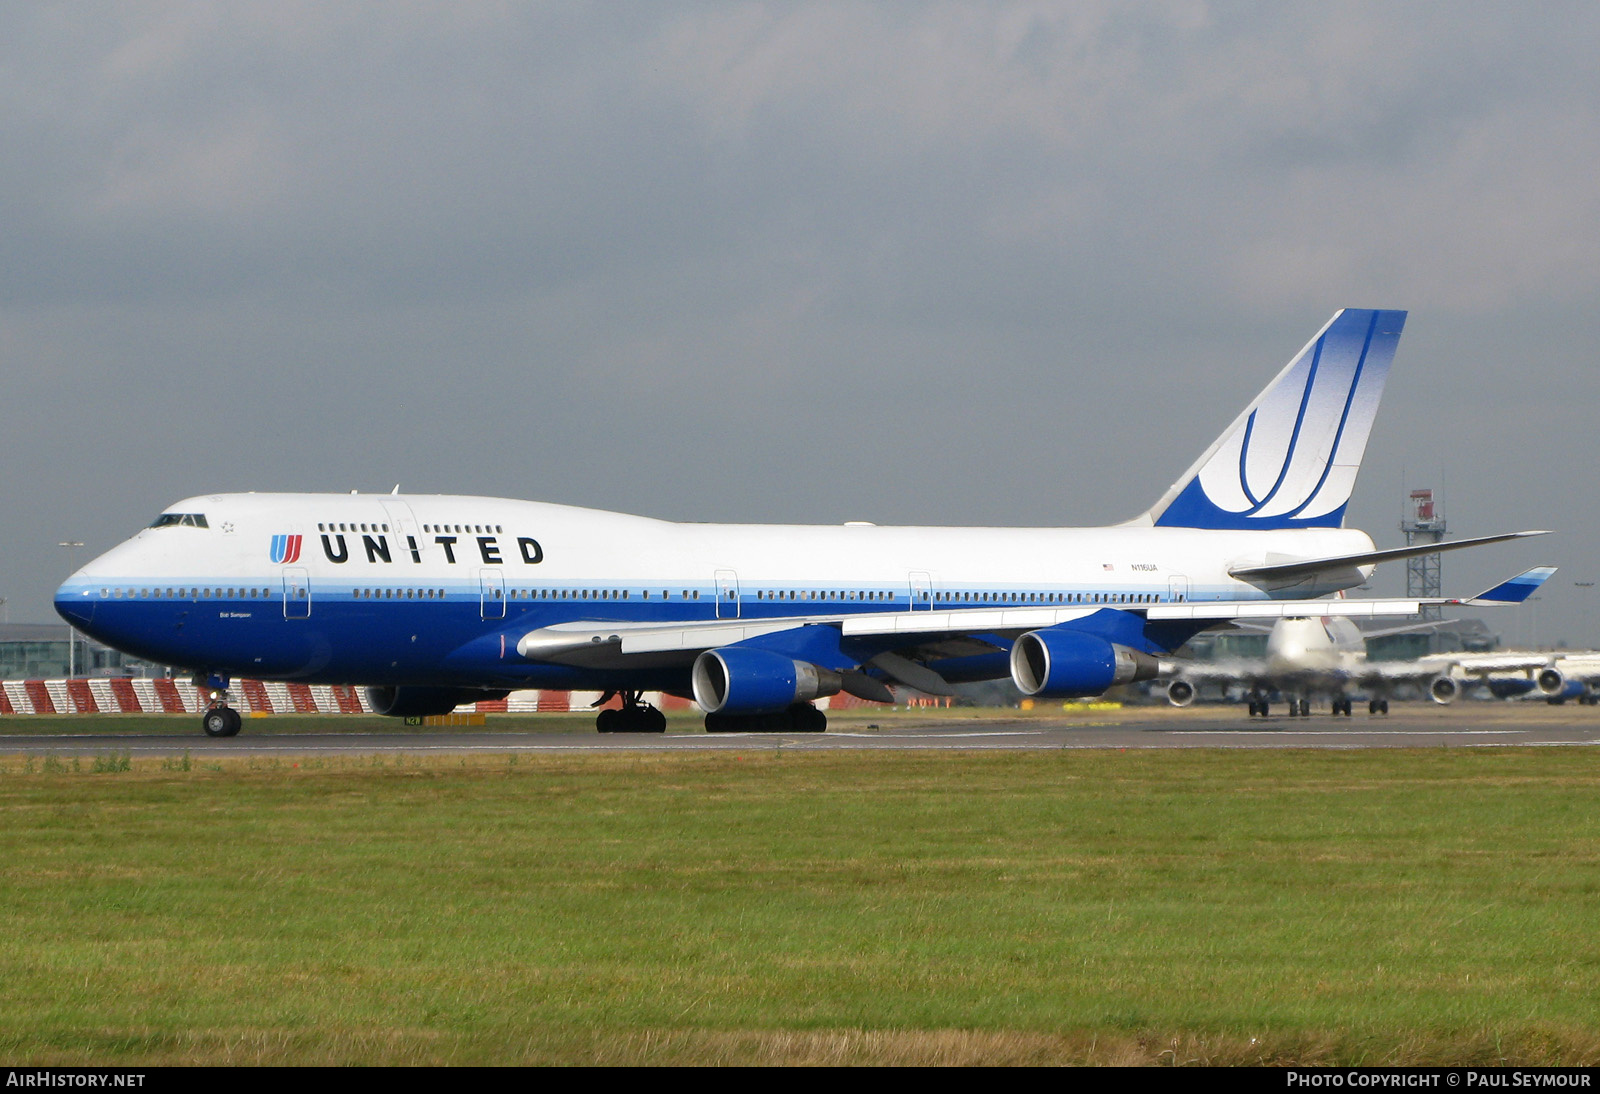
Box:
1402;489;1445;622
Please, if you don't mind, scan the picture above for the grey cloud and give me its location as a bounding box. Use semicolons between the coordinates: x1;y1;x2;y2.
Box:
2;2;1597;645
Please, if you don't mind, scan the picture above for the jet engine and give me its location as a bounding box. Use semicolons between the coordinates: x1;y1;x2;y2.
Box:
1428;675;1459;704
691;647;842;715
366;686;508;718
1165;679;1196;707
1536;667;1592;703
1009;628;1160;698
1538;666;1567;696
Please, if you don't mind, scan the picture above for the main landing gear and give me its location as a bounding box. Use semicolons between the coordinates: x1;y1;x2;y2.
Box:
704;702;827;733
197;674;242;737
594;690;668;733
1249;695;1387;718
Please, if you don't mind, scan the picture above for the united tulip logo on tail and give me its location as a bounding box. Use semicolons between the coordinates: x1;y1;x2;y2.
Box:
270;534;303;564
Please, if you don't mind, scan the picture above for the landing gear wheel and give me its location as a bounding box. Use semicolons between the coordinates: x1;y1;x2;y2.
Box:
703;705;828;733
1299;699;1311;717
202;707;241;738
788;703;827;732
596;692;668;733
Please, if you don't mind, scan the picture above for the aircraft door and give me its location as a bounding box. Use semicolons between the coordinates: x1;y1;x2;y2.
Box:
1168;575;1190;603
909;571;933;611
381;499;421;561
715;570;740;619
283;568;311;619
480;568;505;620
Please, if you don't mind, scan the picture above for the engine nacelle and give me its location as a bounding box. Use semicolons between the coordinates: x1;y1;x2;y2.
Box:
1538;666;1567;696
1010;628;1160;698
691;647;842;715
1166;679;1196;708
1428;674;1459;705
365;686;507;718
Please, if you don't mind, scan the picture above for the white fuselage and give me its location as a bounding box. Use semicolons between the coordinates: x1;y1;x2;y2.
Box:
55;492;1377;689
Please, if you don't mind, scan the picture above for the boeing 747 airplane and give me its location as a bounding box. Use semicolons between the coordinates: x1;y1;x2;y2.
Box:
1160;609;1560;716
54;309;1553;736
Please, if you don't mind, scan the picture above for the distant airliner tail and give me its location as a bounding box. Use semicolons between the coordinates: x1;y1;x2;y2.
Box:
1457;566;1558;606
1132;308;1408;530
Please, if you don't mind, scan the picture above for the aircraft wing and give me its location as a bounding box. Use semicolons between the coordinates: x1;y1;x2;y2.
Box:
515;568;1555;664
1548;655;1600;684
514;567;1558;707
1425;653;1557;676
516;597;1425;662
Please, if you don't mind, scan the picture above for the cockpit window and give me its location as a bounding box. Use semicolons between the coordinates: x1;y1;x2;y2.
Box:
149;513;209;529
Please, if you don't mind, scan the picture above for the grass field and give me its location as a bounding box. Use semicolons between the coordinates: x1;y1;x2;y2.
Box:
1;745;1597;1065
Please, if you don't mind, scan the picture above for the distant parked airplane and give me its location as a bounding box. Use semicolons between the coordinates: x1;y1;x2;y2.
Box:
1475;652;1600;705
1160;594;1558;717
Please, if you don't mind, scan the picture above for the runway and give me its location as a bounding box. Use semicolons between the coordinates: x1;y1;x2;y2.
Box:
3;703;1598;756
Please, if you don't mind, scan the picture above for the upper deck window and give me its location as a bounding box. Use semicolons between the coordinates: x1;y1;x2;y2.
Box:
149;513;209;529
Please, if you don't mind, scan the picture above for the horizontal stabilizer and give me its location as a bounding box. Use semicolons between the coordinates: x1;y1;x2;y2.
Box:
1229;530;1551;583
1459;566;1557;605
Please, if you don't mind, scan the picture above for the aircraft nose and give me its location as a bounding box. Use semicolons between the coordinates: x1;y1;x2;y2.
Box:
54;582;96;628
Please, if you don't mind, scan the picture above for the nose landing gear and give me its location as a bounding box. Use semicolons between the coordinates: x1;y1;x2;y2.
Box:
197;674;242;737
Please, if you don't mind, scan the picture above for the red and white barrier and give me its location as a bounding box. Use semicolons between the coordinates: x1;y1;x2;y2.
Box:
0;680;750;716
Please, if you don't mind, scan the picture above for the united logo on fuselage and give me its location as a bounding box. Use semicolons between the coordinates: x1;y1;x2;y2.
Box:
270;534;303;564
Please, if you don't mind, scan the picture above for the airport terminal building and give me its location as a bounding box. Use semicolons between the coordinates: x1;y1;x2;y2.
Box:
0;623;158;680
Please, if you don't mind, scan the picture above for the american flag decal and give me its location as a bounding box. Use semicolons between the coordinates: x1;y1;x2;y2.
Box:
270;534;303;564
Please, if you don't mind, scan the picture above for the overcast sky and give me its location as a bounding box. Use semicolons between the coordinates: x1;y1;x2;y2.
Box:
4;2;1596;647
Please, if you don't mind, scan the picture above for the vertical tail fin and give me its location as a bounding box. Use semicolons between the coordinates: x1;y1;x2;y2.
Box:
1134;308;1407;530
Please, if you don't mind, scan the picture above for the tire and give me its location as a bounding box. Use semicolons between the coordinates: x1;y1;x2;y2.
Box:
788;704;826;732
202;708;240;738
